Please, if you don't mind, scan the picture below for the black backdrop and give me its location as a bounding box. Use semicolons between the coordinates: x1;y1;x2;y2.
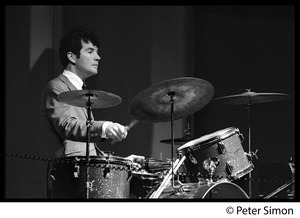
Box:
192;6;294;197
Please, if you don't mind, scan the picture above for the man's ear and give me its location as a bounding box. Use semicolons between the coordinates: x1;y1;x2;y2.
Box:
67;52;76;65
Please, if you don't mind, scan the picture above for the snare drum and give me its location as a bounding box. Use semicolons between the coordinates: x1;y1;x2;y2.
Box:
178;127;253;181
130;170;163;198
159;180;249;199
50;155;132;199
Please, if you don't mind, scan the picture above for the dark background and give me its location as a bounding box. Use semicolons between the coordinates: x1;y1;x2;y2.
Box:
5;5;294;199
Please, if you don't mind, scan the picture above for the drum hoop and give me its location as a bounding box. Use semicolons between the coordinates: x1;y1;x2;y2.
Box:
206;127;238;142
230;163;254;179
200;127;238;148
56;156;132;166
203;180;249;199
132;171;162;179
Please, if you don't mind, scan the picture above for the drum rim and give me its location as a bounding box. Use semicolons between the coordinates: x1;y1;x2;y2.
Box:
159;180;249;199
132;171;162;179
178;127;239;152
56;155;132;165
230;163;254;179
203;180;249;199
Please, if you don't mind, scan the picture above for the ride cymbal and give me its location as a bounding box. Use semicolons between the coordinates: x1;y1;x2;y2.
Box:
129;77;214;123
58;90;122;108
213;91;290;105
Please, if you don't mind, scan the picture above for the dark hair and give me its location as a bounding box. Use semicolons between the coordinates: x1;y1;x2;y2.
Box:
59;26;100;68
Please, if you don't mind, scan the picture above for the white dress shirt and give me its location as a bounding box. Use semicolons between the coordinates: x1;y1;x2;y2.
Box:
63;70;84;90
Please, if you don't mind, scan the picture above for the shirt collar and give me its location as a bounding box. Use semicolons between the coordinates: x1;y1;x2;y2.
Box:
62;70;84;90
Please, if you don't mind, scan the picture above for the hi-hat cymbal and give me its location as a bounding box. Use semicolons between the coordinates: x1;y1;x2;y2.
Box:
58;90;122;108
129;77;214;123
213;91;290;105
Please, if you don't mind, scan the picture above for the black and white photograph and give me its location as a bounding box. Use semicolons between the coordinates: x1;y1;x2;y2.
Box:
4;5;295;209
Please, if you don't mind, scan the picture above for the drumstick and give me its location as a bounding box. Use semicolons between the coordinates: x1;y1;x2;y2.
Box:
125;119;139;131
174;155;186;172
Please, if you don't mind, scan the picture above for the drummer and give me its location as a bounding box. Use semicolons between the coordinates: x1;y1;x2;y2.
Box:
41;26;143;163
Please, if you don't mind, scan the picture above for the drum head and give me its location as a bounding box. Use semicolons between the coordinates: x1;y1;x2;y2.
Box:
178;127;237;152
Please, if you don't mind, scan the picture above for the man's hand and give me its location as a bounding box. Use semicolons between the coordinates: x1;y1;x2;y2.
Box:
104;122;128;142
125;154;145;170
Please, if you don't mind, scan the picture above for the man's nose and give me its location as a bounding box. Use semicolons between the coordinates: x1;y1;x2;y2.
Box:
95;53;101;61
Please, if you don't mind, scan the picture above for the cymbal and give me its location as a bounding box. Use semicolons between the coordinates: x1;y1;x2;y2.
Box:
160;135;194;145
129;77;214;123
213;91;290;105
58;90;122;108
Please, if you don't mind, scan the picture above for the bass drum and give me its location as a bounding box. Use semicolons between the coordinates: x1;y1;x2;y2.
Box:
159;180;249;199
50;156;132;199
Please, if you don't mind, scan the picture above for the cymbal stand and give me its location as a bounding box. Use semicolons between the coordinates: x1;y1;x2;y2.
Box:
168;92;181;189
244;89;260;198
85;92;93;199
246;98;252;198
245;92;259;198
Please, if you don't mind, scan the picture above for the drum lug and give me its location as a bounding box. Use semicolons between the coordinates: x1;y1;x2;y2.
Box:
238;132;244;143
50;174;56;181
218;141;226;154
49;166;56;181
249;161;254;170
127;170;132;181
226;162;234;174
87;180;95;192
188;153;198;164
103;166;110;178
73;164;80;178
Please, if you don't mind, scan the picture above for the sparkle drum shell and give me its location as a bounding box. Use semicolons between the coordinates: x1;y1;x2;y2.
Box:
50;156;132;199
178;127;253;181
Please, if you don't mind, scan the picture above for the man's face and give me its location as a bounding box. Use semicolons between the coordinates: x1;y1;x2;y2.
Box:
75;40;100;79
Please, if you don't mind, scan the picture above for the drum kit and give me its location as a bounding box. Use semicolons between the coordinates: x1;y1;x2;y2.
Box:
53;77;290;199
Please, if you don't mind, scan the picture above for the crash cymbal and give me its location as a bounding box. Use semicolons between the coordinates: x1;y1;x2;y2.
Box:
129;77;214;123
213;91;290;105
160;136;194;145
58;90;122;108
